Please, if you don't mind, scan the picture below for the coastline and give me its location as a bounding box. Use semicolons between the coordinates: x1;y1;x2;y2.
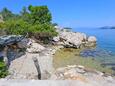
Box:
0;27;114;86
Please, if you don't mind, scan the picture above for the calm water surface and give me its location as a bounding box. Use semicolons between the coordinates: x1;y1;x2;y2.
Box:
74;28;115;63
53;28;115;71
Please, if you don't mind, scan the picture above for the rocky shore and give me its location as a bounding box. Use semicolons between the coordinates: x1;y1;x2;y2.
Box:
53;26;97;48
50;65;115;85
0;26;115;86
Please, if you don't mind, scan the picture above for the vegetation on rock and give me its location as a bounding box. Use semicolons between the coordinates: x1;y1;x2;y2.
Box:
0;60;8;78
0;5;58;78
0;5;58;42
0;8;20;21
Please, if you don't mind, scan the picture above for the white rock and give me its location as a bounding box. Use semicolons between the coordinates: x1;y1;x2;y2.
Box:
77;65;85;69
67;65;77;68
88;36;97;43
29;38;36;43
106;76;114;81
53;36;60;42
27;43;45;53
59;31;87;48
76;68;85;74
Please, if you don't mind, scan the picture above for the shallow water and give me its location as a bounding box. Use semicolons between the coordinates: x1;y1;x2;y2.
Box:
53;48;114;74
73;28;115;63
53;28;115;73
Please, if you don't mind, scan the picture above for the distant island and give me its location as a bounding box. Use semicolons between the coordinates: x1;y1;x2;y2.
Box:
100;26;115;29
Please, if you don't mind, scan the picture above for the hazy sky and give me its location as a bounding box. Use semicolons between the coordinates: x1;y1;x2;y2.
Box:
0;0;115;27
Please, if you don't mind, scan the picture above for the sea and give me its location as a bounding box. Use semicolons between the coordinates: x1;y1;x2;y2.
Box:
73;28;115;64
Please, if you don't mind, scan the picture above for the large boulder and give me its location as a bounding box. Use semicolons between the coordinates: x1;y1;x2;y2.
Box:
59;31;87;48
0;35;27;66
55;27;97;48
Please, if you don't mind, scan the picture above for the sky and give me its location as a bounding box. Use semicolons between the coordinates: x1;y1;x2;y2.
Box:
0;0;115;28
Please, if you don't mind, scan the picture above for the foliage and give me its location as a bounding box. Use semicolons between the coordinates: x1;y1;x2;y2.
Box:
28;5;52;24
0;22;5;28
20;6;29;21
0;60;8;78
28;23;57;44
20;6;28;16
28;23;57;36
4;19;29;35
0;7;20;21
0;5;58;77
0;5;58;38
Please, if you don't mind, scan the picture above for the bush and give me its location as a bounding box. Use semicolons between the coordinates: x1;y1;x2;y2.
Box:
0;61;8;78
0;5;58;43
4;19;29;35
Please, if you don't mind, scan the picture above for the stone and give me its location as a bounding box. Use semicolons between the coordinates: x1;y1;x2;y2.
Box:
53;36;60;42
105;76;114;81
50;65;115;86
76;68;86;74
77;65;85;69
27;43;45;53
54;26;97;48
85;36;97;47
54;27;97;48
58;31;87;48
17;38;30;48
88;36;97;43
0;35;24;45
64;69;77;76
67;65;77;68
96;71;104;76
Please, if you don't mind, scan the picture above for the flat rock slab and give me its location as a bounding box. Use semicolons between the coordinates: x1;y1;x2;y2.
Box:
0;80;115;86
8;51;54;79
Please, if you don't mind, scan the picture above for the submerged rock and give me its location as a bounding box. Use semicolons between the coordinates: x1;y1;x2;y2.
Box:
80;49;113;58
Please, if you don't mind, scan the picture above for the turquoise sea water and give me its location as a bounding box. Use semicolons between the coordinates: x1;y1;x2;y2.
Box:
74;28;115;64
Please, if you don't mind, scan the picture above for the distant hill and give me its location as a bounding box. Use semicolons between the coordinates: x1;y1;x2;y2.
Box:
100;26;115;29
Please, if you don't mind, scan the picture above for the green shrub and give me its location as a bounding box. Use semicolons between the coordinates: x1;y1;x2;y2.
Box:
0;5;58;43
0;61;8;78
